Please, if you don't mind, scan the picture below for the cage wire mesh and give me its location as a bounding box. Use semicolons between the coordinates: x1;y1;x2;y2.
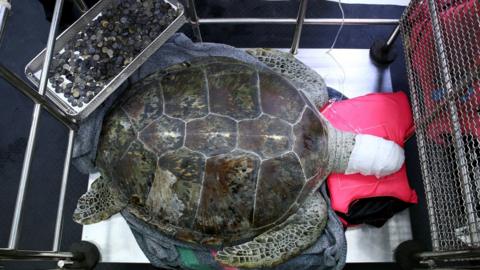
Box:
400;0;480;252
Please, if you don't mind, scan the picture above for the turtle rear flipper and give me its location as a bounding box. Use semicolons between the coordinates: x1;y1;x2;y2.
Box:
73;177;127;225
215;192;328;268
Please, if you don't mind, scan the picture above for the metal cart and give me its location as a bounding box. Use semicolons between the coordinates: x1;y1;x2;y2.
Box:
0;0;405;269
395;0;480;269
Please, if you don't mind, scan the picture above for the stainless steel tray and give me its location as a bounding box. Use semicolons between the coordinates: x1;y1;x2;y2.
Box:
25;0;186;121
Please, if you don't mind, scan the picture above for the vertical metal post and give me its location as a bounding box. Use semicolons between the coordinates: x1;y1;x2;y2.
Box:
385;25;400;49
0;0;10;46
427;0;479;247
0;65;76;130
8;0;64;250
186;0;202;42
400;16;440;248
71;0;88;13
52;129;75;252
290;0;308;55
0;249;76;260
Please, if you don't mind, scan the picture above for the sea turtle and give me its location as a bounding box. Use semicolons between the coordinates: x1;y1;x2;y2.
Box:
73;53;403;268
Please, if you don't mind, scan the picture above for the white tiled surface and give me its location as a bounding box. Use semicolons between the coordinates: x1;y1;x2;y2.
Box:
346;209;412;262
282;49;393;98
82;173;148;263
82;49;412;263
82;212;148;263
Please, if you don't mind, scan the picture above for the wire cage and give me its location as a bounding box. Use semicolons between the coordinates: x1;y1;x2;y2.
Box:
400;0;480;261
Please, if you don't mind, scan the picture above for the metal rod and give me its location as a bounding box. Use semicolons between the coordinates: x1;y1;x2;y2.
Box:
186;0;202;42
428;0;479;246
385;25;400;49
0;0;9;46
8;0;64;250
290;0;308;55
0;249;75;261
52;129;75;252
70;0;88;13
57;259;74;268
0;65;77;130
399;22;441;249
198;18;399;25
416;249;480;260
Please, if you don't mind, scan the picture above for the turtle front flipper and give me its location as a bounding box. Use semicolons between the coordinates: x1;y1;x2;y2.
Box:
327;125;405;178
215;192;327;268
73;177;127;225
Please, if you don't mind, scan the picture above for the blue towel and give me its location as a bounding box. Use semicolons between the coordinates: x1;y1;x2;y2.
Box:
124;184;346;270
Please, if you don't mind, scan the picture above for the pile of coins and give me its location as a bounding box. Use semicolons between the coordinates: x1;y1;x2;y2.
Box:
48;0;177;108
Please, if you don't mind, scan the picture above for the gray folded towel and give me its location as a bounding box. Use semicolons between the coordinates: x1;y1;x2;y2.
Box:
124;184;346;270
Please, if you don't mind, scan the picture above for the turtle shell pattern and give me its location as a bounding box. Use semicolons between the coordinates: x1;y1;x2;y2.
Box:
96;57;330;245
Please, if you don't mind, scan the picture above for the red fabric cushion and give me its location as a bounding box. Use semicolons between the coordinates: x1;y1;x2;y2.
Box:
321;92;418;224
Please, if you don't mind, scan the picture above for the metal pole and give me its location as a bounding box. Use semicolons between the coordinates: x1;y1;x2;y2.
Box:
0;249;75;261
0;65;77;130
399;20;442;250
186;0;202;42
52;129;75;252
57;259;74;268
0;0;9;46
415;249;480;260
198;18;399;25
427;0;479;246
290;0;309;54
385;25;400;49
8;0;64;249
70;0;88;13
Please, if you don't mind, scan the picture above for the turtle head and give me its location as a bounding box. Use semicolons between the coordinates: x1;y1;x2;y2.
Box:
73;176;127;225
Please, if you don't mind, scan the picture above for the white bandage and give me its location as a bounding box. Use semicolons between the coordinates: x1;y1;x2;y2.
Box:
345;134;404;178
0;0;11;10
